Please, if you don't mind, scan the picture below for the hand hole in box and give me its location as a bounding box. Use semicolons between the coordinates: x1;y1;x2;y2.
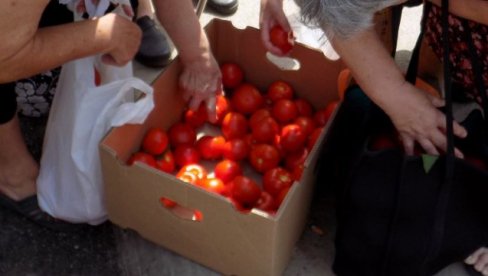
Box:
159;197;203;222
266;52;300;71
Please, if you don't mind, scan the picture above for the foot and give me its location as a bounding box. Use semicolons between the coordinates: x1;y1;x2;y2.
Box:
207;0;238;16
465;247;488;275
135;15;173;68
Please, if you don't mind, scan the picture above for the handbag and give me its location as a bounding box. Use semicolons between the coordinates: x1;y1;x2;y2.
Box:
331;1;488;275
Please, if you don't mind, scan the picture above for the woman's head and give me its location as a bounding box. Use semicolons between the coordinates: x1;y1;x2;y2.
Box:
294;0;398;38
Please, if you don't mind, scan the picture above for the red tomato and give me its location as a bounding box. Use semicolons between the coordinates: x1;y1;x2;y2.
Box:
272;99;298;124
249;144;281;173
244;133;257;149
231;84;264;115
285;147;309;171
221;112;248;139
314;101;339;127
214;95;231;125
269;25;294;54
275;187;290;210
142;127;168;155
160;197;177;208
249;108;272;129
222;138;250;161
291;164;304;181
230;176;262;207
267;80;294;103
196;135;226;160
174;145;200;167
263;167;293;197
156;150;176;173
251;116;280;144
280;124;307;153
294;98;314;117
255;191;276;212
168;123;196;147
221;63;244;89
214;159;243;183
197;178;226;195
177;164;207;180
294;116;316;136
193;210;204;221
307;127;323;151
127;152;157;168
177;171;198;184
184;104;208;128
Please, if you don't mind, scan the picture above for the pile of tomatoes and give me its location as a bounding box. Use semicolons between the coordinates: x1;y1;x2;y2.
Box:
128;62;339;215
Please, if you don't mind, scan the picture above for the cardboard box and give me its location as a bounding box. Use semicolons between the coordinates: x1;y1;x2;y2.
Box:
100;19;344;276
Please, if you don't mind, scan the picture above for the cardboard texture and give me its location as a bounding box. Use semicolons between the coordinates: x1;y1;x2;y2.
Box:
100;19;344;276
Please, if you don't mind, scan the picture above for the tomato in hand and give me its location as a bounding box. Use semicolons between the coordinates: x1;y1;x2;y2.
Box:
263;167;293;197
267;80;294;103
197;177;226;195
269;25;294;54
174;145;200;167
249;144;281;173
231;84;264;115
196;135;226;160
127;152;157;168
294;98;314;117
314;101;339;127
156;150;176;173
221;112;248;139
221;63;244;89
214;159;242;184
251;116;280;144
280;124;307;153
184;103;208;128
168;122;196;147
142;127;168;155
255;191;276;212
230;176;262;207
272;99;298;124
222;138;250;161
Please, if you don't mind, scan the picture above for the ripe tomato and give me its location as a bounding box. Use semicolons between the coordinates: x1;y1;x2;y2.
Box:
168;122;196;147
174;145;200;167
184;103;208;128
197;177;226;195
249;108;272;128
156;150;176;173
177;164;207;180
230;176;262;207
269;25;294;54
177;171;199;184
231;84;264;115
294;98;314;117
249;144;281;173
285;147;308;171
255;191;276;212
221;112;248;139
294;116;316;136
127;152;157;168
221;63;244;89
244;133;257;149
222;138;250;161
214;159;242;183
160;197;177;208
196;135;226;160
214;95;231;125
314;101;339;127
251;116;280;144
142;127;168;155
275;187;290;210
307;127;323;151
267;80;294;103
280;124;307;153
263;167;293;197
272;99;298;124
291;164;304;181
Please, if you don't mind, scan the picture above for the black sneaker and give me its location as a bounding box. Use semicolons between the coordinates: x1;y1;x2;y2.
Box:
207;0;238;16
135;16;173;68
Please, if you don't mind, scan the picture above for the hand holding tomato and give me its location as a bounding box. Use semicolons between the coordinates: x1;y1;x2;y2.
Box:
259;0;294;55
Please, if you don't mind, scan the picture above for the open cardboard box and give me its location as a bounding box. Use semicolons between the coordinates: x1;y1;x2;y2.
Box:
99;19;344;276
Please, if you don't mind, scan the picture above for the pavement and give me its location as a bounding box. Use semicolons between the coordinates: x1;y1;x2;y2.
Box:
0;1;471;276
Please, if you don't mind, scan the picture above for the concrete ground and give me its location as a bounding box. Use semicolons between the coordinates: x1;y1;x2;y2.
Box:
0;1;471;276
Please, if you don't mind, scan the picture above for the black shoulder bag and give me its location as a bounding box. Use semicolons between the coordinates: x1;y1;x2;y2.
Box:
332;1;488;275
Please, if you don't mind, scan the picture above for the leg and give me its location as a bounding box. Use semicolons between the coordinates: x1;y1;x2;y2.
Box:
465;247;488;275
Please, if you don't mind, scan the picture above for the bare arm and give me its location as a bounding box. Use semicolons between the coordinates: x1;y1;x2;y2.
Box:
427;0;488;25
0;0;141;83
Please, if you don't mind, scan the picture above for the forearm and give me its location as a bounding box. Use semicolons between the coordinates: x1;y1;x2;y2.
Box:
427;0;488;25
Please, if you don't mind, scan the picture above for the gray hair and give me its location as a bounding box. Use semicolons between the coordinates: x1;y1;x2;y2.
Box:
294;0;397;39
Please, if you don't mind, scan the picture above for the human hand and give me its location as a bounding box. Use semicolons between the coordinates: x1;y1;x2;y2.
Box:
259;0;293;56
96;13;142;66
179;54;222;123
383;83;467;158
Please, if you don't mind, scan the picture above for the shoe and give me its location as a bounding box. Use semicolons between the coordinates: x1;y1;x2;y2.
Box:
207;0;238;16
135;16;173;68
0;193;87;232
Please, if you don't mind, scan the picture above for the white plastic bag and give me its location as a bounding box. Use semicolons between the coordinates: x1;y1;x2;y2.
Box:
37;0;154;225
